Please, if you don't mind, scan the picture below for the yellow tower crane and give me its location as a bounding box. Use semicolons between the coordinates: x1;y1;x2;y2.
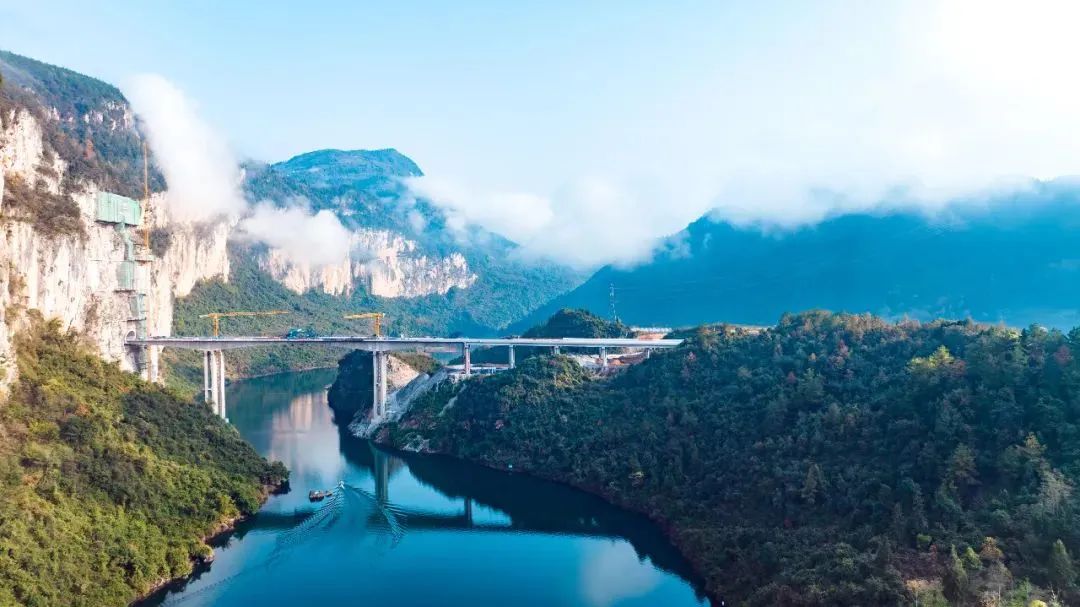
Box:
343;312;385;337
200;310;289;337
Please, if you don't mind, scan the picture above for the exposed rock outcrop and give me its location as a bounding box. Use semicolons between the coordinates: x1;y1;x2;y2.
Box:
259;228;475;297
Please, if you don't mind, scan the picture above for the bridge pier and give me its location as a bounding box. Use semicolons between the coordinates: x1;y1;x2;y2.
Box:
463;343;472;376
217;351;226;420
203;350;227;420
372;350;388;420
147;346;160;384
600;346;607;369
553;346;560;355
508;345;515;369
203;350;212;404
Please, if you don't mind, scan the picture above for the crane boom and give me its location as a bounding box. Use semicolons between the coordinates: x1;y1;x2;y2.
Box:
343;312;385;337
199;310;289;337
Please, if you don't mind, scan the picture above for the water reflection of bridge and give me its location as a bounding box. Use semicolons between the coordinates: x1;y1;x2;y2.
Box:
260;444;627;540
219;371;707;603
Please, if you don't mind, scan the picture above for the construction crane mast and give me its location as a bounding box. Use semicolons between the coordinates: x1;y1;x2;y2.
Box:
142;140;150;249
344;312;385;337
200;310;289;337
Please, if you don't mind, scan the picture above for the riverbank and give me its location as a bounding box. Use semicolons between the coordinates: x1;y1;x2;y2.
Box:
134;479;289;605
0;321;290;607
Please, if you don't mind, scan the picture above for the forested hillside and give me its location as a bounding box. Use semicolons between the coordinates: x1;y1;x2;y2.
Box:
384;311;1080;605
0;318;287;606
517;184;1080;332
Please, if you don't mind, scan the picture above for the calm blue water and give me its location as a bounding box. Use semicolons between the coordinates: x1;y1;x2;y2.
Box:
139;369;710;606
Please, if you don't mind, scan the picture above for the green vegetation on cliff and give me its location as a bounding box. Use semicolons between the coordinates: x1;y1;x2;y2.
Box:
384;311;1080;606
0;319;286;606
0;50;165;238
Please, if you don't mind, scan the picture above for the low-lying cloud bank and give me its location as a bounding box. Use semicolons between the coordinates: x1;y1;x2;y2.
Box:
406;0;1080;270
237;203;352;266
126;74;352;266
407;175;694;270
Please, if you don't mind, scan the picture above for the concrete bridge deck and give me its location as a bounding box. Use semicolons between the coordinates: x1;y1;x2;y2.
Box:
127;335;682;421
127;335;682;351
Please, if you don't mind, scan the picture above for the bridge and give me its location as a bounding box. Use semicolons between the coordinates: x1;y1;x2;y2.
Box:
127;335;682;420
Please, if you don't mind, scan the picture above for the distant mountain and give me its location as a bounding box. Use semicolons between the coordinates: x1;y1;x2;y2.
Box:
275;148;422;182
244;148;443;238
516;181;1080;330
240;148;585;332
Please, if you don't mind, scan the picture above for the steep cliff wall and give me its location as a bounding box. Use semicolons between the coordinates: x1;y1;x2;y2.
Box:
258;228;475;297
0;107;229;389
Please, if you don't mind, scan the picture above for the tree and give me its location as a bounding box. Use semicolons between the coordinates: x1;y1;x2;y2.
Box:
943;545;970;604
802;463;824;505
1048;539;1075;591
962;546;982;571
980;537;1005;562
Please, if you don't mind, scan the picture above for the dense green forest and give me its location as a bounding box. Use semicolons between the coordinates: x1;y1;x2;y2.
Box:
0;318;287;606
382;311;1080;605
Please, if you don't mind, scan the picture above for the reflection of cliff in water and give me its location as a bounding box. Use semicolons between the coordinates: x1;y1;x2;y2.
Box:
335;426;706;596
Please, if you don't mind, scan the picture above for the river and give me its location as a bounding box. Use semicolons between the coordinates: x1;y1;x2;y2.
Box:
139;369;710;606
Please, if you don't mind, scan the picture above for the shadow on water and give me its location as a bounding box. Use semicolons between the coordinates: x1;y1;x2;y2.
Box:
137;369;711;606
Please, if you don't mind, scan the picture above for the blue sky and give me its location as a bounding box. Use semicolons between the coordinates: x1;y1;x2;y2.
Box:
3;1;1078;266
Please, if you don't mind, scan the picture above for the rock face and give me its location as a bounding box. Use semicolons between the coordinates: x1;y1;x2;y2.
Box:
0;105;230;389
258;228;475;297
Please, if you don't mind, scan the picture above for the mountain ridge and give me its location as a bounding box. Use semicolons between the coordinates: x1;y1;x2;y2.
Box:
517;182;1080;332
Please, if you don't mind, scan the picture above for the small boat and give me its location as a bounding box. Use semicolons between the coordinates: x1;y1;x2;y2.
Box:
309;481;345;502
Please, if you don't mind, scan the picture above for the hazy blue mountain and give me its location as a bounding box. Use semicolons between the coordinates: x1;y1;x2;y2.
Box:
515;181;1080;331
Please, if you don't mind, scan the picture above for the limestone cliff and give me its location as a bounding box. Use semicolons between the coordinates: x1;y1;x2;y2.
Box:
258;228;475;297
0;106;229;388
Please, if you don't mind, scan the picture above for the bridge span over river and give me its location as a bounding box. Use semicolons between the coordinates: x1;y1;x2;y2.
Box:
126;335;682;421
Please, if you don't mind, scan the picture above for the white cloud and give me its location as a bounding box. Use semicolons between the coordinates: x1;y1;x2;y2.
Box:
407;175;554;244
238;202;352;266
128;75;354;269
579;541;662;607
126;74;247;223
406;0;1080;268
407;175;695;269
